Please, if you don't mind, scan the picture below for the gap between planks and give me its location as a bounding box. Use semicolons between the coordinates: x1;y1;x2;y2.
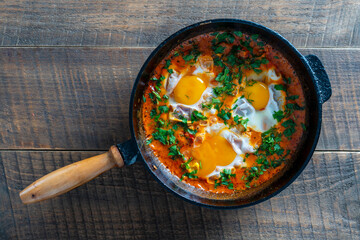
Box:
0;46;359;50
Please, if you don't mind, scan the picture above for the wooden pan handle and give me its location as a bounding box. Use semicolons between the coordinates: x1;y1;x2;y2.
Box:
19;145;124;204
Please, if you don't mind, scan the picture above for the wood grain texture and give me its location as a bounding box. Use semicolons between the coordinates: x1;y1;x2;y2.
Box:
0;151;359;240
0;0;359;47
0;0;358;239
0;47;359;151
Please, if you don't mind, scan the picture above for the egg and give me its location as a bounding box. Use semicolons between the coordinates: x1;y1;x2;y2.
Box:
269;84;285;111
233;83;285;132
244;81;269;110
192;55;215;83
245;69;267;82
166;55;217;121
168;86;213;122
190;123;255;179
242;66;282;85
220;129;255;155
173;76;206;105
267;67;282;82
192;133;237;178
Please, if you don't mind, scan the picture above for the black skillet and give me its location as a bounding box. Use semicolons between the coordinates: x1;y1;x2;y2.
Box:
20;19;331;209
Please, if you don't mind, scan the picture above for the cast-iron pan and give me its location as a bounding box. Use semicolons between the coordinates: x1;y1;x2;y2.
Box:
20;19;331;209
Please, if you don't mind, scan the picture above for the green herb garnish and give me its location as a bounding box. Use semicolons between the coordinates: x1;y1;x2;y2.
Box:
234;31;243;37
180;170;198;181
214;45;226;54
217;108;232;123
274;84;286;91
191;110;207;122
286;95;299;100
158;105;169;114
152;128;176;145
168;145;185;160
214;169;236;189
273;110;284;122
233;115;249;130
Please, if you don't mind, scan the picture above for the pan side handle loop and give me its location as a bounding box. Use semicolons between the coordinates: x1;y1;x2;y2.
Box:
305;54;332;104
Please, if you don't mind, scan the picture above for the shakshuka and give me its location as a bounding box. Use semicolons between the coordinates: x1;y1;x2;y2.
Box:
141;31;306;193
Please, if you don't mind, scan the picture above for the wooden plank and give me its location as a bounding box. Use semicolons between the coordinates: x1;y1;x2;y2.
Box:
0;47;359;151
0;155;17;239
0;0;359;47
0;47;143;150
304;48;360;151
0;151;359;239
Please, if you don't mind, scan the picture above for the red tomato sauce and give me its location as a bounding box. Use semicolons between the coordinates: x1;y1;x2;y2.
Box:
141;31;306;194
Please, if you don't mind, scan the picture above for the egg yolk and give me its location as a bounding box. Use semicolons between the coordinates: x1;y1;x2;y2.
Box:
192;134;237;178
173;76;206;105
244;81;269;110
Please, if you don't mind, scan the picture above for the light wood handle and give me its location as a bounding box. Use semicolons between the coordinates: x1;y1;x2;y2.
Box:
20;145;124;204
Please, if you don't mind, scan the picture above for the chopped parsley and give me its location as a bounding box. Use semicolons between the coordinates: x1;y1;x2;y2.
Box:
233;115;249;130
180;170;198;181
217;108;232;124
234;31;243;37
186;128;197;135
282;119;296;139
201;98;223;110
168;145;185;160
191;110;207;122
214;45;226;54
244;128;288;186
183;54;194;62
214;169;236;189
182;44;201;64
152;128;176;145
253;68;262;74
274;84;287;91
251;34;259;40
151;91;162;101
286;95;299;100
211;32;235;45
213;67;236;96
284;77;291;84
150;108;159;119
285;103;304;111
158;105;169;114
273;110;284;122
164;59;171;69
181;158;193;170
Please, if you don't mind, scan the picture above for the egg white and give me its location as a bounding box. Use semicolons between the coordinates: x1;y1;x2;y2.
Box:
200;124;255;178
232;84;285;133
166;56;217;121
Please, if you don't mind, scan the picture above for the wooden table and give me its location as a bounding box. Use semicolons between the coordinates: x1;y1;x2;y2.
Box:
0;1;359;239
